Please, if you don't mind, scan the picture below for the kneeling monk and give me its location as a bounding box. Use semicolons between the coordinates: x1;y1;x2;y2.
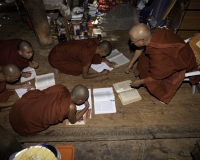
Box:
0;39;39;77
9;84;90;136
48;38;115;79
0;64;32;108
126;23;200;104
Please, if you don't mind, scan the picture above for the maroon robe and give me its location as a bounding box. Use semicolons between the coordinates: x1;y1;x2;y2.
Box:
9;84;71;136
0;66;14;102
48;38;102;76
137;28;200;104
0;39;30;71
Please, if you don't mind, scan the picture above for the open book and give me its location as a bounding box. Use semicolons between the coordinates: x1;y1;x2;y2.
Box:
91;49;130;72
113;80;142;105
93;87;116;114
106;49;130;68
15;73;55;98
65;110;90;125
35;73;55;90
91;62;113;72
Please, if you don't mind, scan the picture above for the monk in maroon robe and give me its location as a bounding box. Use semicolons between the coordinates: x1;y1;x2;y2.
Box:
0;39;39;77
0;64;32;108
48;38;115;79
9;84;89;136
126;24;200;104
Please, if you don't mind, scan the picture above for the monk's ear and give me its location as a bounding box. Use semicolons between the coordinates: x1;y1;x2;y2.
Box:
18;50;22;56
78;100;83;103
6;76;10;81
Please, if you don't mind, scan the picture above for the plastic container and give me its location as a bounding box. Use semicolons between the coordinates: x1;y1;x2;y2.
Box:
56;145;75;160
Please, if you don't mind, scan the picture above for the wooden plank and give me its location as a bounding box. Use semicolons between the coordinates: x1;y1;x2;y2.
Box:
179;11;200;30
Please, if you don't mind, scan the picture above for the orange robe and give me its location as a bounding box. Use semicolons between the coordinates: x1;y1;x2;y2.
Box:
0;66;14;102
137;28;200;104
48;38;102;76
9;84;71;136
0;39;30;71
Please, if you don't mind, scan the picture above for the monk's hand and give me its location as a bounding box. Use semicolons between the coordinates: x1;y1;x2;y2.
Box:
125;65;132;74
103;59;116;68
100;69;109;76
29;61;39;69
84;100;90;109
21;82;35;91
21;71;32;78
130;79;144;88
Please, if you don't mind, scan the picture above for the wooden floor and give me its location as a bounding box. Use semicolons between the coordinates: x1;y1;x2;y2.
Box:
0;10;200;159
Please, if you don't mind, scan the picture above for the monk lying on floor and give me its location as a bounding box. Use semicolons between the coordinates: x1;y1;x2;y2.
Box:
126;23;200;104
0;64;32;108
48;38;115;79
9;84;90;136
0;39;39;78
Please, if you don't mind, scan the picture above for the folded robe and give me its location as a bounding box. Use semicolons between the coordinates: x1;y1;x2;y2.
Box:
9;84;71;136
0;39;30;71
48;38;102;76
137;28;200;104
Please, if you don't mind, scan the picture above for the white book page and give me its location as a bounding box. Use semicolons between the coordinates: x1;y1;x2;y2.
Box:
21;67;36;83
35;73;55;91
106;49;122;60
15;88;35;98
119;89;142;105
91;62;113;72
106;49;130;68
76;89;92;110
93;87;116;114
109;55;130;68
113;80;133;93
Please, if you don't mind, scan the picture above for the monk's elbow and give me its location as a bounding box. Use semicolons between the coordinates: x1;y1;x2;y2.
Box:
82;74;87;79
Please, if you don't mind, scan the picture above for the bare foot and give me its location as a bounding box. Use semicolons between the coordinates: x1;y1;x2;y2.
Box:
134;69;139;77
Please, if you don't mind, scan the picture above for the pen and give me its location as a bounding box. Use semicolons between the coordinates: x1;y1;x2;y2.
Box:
100;77;110;83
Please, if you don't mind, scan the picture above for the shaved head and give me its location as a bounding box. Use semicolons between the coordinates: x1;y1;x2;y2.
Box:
2;64;21;76
71;84;89;102
129;23;151;40
17;40;32;51
98;40;112;55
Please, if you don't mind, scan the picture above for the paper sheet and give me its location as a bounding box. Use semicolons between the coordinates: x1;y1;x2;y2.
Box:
20;67;36;83
93;87;116;114
91;62;113;72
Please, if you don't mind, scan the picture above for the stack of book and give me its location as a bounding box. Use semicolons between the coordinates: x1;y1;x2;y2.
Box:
88;3;98;17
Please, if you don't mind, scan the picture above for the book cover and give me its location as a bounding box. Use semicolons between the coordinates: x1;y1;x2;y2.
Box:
113;80;142;105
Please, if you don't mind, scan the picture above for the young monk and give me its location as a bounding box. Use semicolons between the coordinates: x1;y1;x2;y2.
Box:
126;23;200;104
48;38;115;79
0;39;39;77
9;84;90;136
0;64;32;108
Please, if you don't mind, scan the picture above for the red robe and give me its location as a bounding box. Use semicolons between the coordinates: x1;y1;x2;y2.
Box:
9;84;71;136
48;38;102;76
0;39;30;71
0;66;14;102
137;28;200;104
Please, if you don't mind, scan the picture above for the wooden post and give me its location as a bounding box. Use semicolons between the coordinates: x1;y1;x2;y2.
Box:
63;16;71;40
23;0;54;56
